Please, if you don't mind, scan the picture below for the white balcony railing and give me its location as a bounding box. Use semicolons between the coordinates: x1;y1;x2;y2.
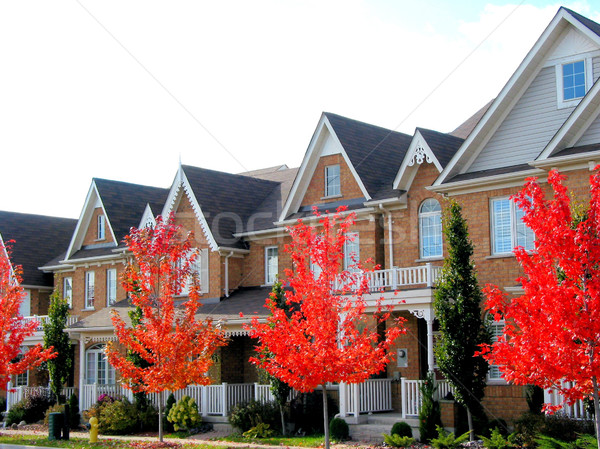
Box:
334;263;442;292
21;315;80;331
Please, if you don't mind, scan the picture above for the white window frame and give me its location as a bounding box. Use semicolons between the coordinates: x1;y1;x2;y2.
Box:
343;232;360;273
19;289;31;317
555;55;593;109
265;246;279;285
63;277;73;308
419;198;443;259
325;164;341;197
179;249;209;295
488;316;506;382
85;271;95;309
97;215;105;240
490;197;534;255
14;348;29;387
106;268;117;306
85;344;115;385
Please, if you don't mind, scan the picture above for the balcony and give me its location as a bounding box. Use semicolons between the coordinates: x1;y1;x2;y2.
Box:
334;263;442;292
21;315;80;331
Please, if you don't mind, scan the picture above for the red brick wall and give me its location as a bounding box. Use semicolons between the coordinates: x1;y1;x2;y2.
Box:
83;208;112;246
301;154;365;207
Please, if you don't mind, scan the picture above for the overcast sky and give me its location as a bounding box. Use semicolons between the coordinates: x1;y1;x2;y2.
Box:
1;1;599;219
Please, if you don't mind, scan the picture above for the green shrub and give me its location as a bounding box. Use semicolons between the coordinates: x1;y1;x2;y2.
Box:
391;421;413;438
329;417;349;441
43;403;65;426
163;393;177;433
68;393;80;428
229;400;279;433
6;403;26;426
543;414;595;441
514;411;546;447
487;419;509;437
383;434;416;448
167;396;201;432
7;391;55;425
418;373;442;443
535;435;599;449
431;425;470;449
480;427;517;449
243;422;276;439
98;398;138;435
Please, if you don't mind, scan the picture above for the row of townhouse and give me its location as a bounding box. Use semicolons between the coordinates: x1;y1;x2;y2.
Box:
2;6;600;426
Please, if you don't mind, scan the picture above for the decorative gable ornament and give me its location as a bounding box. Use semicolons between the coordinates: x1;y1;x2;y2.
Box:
408;145;433;166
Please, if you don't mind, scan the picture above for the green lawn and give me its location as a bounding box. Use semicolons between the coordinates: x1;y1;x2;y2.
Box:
220;434;326;447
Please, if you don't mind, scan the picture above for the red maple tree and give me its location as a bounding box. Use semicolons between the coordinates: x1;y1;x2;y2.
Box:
0;242;55;391
247;208;405;449
107;215;226;441
481;169;600;444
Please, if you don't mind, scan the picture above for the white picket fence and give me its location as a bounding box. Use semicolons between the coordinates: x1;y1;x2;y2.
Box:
80;382;279;416
339;378;393;417
545;383;592;420
5;384;76;412
400;378;453;418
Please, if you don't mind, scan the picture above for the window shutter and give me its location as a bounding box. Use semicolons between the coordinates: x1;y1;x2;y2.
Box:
200;249;209;294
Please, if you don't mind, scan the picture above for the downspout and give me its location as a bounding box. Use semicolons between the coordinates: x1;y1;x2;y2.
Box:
379;204;394;269
224;251;234;297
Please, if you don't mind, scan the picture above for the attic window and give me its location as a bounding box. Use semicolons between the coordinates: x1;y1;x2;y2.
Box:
97;215;105;240
555;56;592;109
325;165;340;197
562;60;585;100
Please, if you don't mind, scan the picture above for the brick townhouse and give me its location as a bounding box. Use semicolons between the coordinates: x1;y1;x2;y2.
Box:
2;5;600;429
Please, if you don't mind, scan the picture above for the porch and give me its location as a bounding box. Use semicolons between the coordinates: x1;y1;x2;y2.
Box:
21;315;80;331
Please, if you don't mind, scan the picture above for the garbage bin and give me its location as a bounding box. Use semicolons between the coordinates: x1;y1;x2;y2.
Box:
48;412;63;440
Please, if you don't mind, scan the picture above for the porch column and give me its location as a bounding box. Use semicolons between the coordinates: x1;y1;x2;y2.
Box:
338;382;347;418
78;334;85;412
409;308;436;373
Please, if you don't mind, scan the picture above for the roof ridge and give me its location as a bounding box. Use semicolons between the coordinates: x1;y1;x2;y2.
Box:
323;112;412;138
182;164;282;186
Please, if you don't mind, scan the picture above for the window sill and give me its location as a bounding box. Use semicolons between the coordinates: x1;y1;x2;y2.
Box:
321;194;343;200
485;253;515;260
82;307;95;312
487;379;508;386
415;257;444;263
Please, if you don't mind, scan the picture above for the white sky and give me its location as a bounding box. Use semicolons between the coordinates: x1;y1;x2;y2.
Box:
1;1;599;219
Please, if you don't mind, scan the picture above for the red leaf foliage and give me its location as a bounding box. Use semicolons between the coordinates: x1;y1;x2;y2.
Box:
107;214;226;394
246;207;405;392
481;169;600;408
0;242;55;391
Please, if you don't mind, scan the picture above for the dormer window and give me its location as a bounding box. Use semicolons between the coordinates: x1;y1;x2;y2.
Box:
562;60;585;101
555;56;592;109
97;215;105;240
325;165;340;197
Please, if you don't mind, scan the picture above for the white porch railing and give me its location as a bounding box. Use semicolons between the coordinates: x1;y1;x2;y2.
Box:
20;315;80;331
334;263;442;292
339;379;393;417
400;378;453;418
6;383;77;412
545;384;591;420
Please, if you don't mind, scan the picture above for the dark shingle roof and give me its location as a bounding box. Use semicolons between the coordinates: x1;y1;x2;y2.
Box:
417;128;465;168
563;7;600;39
94;178;170;244
324;113;412;198
182;166;282;248
551;143;600;158
450;100;493;139
0;211;77;287
446;163;533;183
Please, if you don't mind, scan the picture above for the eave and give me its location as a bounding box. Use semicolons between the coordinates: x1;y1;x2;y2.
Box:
429;168;546;196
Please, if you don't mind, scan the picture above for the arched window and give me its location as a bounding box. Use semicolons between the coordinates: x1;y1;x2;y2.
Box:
86;344;115;385
419;199;442;259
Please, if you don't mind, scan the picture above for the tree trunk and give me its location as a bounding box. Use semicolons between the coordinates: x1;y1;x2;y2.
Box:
280;404;286;436
592;377;600;449
322;385;329;449
466;406;474;442
158;392;164;442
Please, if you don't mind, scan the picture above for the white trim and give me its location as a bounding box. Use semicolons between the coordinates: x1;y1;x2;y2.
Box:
278;114;371;222
554;55;593;109
429;168;545;196
64;181;117;260
418;198;443;260
162;165;219;251
393;130;442;190
435;8;600;186
538;77;600;160
264;246;278;286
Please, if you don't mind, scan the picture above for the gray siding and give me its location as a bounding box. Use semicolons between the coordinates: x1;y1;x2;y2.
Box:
574;57;600;147
468;66;575;172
